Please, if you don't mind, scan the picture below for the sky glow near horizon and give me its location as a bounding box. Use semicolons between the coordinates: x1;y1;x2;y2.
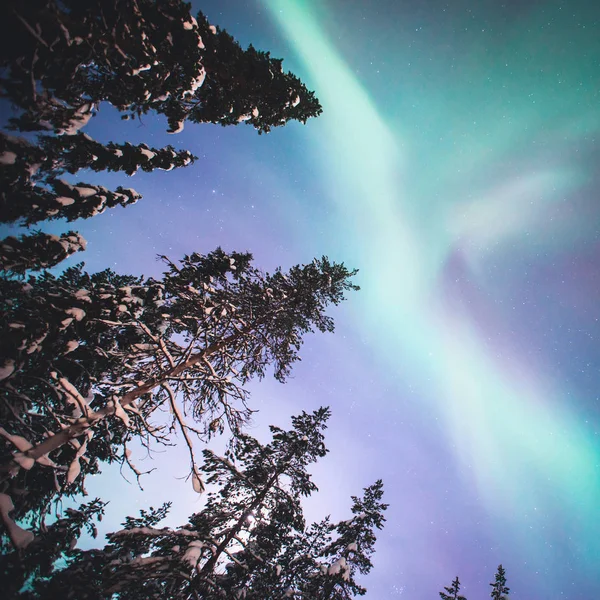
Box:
5;0;600;597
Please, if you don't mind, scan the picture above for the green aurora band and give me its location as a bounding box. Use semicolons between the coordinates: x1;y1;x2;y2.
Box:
265;0;600;588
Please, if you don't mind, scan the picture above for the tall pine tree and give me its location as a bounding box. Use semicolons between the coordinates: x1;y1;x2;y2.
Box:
490;564;510;600
0;0;322;135
440;576;467;600
14;408;386;600
0;249;358;543
1;0;322;273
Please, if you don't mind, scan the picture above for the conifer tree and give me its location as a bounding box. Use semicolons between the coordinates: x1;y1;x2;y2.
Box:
440;576;467;600
490;564;510;600
17;409;386;600
0;249;358;544
0;0;322;136
1;1;321;272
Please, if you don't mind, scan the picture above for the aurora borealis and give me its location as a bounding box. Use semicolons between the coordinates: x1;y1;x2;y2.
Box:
8;0;600;597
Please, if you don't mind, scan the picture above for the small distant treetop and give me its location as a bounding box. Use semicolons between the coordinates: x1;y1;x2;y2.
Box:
490;564;510;600
440;576;467;600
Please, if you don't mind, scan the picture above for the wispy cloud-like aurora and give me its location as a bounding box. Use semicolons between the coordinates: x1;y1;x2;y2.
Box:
265;0;600;592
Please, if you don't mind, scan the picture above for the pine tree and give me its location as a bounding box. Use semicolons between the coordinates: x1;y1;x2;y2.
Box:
1;1;322;273
19;409;386;600
440;576;467;600
490;564;510;600
0;249;358;543
0;231;86;274
1;0;322;136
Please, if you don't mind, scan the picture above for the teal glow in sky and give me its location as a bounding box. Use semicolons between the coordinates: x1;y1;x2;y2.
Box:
264;1;600;596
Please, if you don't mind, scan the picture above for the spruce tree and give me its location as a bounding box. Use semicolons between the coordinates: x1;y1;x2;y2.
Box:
0;0;322;136
440;576;467;600
490;564;510;600
287;479;388;599
18;409;386;600
1;1;322;272
0;249;358;543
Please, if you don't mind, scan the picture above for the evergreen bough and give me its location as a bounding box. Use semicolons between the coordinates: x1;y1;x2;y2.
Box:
0;249;358;542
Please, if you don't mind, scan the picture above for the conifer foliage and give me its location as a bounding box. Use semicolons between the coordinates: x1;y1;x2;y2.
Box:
0;0;322;135
19;409;387;599
0;231;86;274
440;576;467;600
0;249;358;538
0;498;106;598
490;564;510;600
0;131;193;227
0;0;322;274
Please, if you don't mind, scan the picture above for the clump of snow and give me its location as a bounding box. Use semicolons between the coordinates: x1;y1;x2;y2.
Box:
0;151;17;165
183;15;198;30
0;493;35;550
292;95;301;107
74;289;91;302
183;69;206;97
64;340;79;354
183;540;206;569
209;25;217;34
60;317;74;329
168;120;185;134
131;64;151;76
139;147;156;160
55;196;76;206
74;185;97;198
0;360;15;381
328;556;349;579
66;457;81;484
65;307;86;321
191;470;204;493
112;397;130;427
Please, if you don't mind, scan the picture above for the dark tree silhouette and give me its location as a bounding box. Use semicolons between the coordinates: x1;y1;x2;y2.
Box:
490;564;510;600
440;576;467;600
0;0;322;136
14;409;386;600
0;249;358;545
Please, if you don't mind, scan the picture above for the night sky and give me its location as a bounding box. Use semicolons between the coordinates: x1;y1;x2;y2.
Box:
5;0;600;598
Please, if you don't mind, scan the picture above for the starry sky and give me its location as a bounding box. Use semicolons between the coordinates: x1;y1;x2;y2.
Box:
7;0;600;598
